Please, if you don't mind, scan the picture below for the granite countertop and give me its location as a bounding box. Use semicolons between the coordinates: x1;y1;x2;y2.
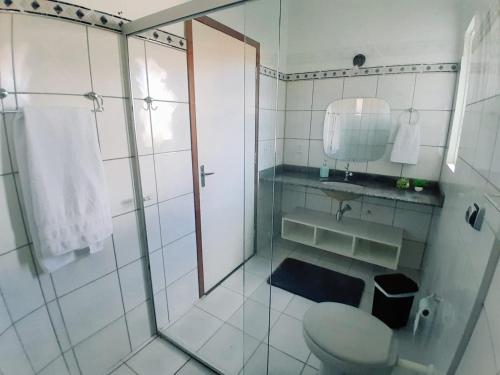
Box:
260;166;444;207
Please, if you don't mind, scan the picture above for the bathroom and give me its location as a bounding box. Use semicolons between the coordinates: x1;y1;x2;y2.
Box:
0;0;499;374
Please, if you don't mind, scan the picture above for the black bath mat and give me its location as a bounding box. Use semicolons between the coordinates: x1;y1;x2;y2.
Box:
267;258;365;307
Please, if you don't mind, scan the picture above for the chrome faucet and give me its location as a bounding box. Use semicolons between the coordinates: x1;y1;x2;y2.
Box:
344;162;353;182
336;201;352;221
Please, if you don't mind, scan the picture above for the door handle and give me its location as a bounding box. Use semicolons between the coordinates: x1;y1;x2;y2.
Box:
200;165;215;187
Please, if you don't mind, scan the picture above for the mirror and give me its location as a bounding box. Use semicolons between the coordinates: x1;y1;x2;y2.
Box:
323;98;391;162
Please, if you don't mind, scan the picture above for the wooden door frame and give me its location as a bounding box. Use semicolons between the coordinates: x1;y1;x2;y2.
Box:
185;17;260;297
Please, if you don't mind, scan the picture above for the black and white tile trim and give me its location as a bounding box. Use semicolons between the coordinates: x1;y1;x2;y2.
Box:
0;0;187;50
260;63;459;81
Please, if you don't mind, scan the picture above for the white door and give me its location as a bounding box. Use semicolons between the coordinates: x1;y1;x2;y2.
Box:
192;20;256;291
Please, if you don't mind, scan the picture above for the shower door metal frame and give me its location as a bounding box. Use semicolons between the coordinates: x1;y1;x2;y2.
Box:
118;1;260;373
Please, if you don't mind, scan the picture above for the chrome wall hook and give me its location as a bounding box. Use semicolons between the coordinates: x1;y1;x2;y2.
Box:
85;92;105;112
143;96;158;111
0;88;8;100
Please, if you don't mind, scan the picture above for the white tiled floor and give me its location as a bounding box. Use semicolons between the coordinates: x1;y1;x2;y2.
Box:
157;238;422;375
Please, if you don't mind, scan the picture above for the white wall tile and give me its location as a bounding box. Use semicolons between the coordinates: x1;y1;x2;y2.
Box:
163;233;197;286
376;74;415;110
155;151;193;202
144;205;162;253
151;102;191;153
305;192;332;214
259;75;278;110
308;140;335;169
128;38;148;100
0;174;28;254
0;327;34;375
413;73;457;110
112;211;142;268
394;209;431;242
74;317;130;375
458;102;482;165
159;193;195;245
46;301;71;352
134;104;153;156
485;258;500;364
119;258;149;312
37;356;69;375
286;81;313;110
366;146;402;177
51;238;116;296
13;15;91;94
336;160;367;173
473;96;500;178
153;290;169;329
88;28;125;97
312;78;343;110
63;350;80;375
139;155;158;206
126;301;154;350
0;116;11;175
0;293;11;334
0;246;44;321
258;109;277;141
284;111;311;139
456;309;496;375
418;110;452;147
399;240;425;269
0;14;14;92
146;42;188;102
104;158;136;216
343;76;378;98
96;98;130;160
283;139;309;166
361;203;394;225
166;270;199;322
281;188;306;214
149;250;165;294
59;272;123;344
402;146;444;180
258;140;278;171
310;111;326;140
16;306;60;371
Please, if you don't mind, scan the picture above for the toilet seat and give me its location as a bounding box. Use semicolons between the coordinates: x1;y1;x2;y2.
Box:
303;302;398;373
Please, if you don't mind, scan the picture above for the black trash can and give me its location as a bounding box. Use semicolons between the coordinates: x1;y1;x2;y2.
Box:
372;273;419;329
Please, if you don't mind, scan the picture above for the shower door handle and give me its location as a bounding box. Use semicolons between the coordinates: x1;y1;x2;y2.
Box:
200;165;215;187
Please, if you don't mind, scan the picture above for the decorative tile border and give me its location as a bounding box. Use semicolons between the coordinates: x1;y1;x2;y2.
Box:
0;0;186;50
260;63;459;81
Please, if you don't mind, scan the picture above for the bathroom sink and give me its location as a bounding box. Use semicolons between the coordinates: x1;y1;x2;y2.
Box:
320;181;364;201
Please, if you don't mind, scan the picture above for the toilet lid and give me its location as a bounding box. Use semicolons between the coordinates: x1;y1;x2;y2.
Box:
303;302;396;367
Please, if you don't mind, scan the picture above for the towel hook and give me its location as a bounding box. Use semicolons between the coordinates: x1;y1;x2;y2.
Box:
143;96;158;111
85;92;104;113
0;88;8;100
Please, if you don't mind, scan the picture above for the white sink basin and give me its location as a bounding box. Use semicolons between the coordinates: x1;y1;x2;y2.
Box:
320;181;363;201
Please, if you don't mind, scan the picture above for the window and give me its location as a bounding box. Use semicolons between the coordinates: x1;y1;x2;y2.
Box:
446;16;477;172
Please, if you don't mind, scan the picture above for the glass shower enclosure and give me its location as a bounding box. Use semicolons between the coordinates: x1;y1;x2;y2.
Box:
121;1;284;373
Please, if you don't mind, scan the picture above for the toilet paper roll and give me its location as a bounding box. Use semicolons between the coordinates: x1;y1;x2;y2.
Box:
413;295;438;335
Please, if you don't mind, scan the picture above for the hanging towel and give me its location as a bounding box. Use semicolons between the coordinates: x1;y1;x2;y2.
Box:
390;117;420;165
323;105;341;156
13;106;113;272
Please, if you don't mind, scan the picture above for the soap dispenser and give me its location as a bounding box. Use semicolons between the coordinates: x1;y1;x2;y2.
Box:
320;159;329;178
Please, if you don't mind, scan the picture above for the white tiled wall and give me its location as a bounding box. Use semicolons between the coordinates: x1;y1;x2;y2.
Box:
422;4;500;373
283;71;457;180
0;14;154;375
128;37;200;330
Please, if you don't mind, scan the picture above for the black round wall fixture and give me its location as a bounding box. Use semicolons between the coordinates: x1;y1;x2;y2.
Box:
353;54;366;68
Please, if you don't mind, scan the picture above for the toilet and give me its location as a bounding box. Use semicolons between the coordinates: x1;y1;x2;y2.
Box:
303;302;398;375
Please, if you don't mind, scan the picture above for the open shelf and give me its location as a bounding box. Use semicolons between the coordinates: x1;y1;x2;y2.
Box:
315;229;353;256
353;238;399;269
282;208;403;269
282;220;315;245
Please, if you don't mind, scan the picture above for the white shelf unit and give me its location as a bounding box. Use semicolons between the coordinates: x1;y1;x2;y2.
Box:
281;208;403;269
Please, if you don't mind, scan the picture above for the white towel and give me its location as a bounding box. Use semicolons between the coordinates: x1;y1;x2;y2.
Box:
13;106;113;272
390;120;420;165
